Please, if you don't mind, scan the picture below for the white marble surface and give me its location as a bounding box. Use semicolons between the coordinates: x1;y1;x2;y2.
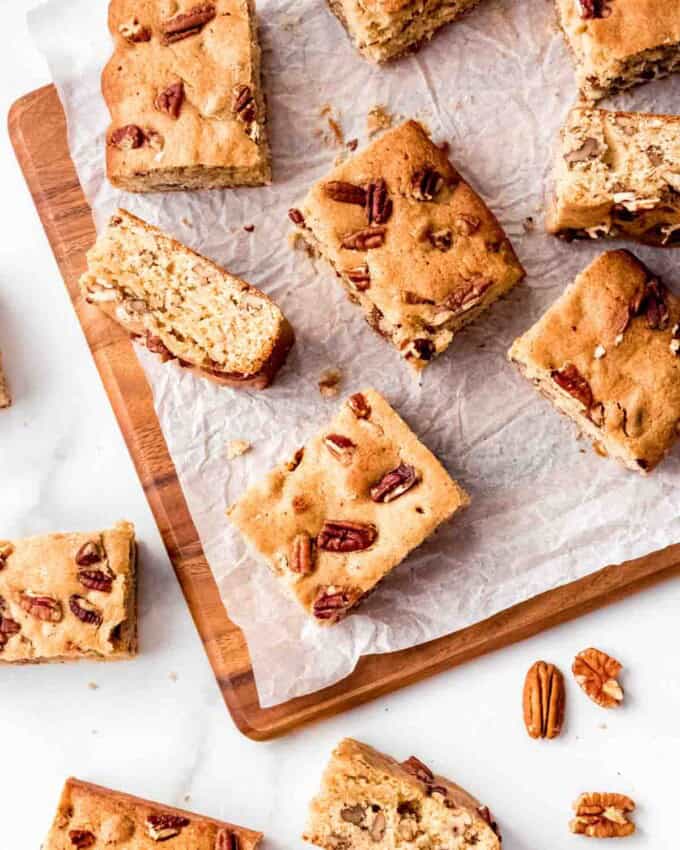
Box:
1;2;679;847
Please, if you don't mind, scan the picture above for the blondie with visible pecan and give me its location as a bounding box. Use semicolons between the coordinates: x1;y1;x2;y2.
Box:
556;0;680;101
43;778;263;849
226;389;469;624
509;250;680;473
104;1;270;191
289;121;524;371
304;739;501;850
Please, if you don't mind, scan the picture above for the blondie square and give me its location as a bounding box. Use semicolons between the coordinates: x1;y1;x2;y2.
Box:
509;250;680;473
104;0;270;191
547;106;680;247
556;0;680;101
0;521;137;664
289;121;524;371
227;389;469;624
327;0;485;63
304;739;501;850
44;777;263;849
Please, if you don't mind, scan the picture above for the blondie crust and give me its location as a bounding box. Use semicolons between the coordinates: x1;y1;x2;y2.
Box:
304;739;501;850
227;389;469;624
556;0;680;101
104;0;270;191
327;0;485;63
547;106;680;246
0;351;10;408
80;210;294;390
509;250;680;473
0;521;137;664
289;121;524;371
44;777;263;849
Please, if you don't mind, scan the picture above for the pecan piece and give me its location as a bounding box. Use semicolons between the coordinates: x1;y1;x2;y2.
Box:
69;830;96;849
369;812;386;842
633;278;670;330
570;792;635;838
323;433;357;465
75;541;102;566
312;586;358;622
0;542;14;569
20;593;63;623
370;463;420;503
444;277;493;313
572;648;623;708
340;805;366;826
290;533;315;575
347;392;371;419
69;595;103;627
118;18;152;42
146;813;191;841
564;137;600;165
551;364;594;409
0;614;21;650
577;0;610;19
78;570;114;593
215;829;240;850
366;179;393;224
341;227;386;250
523;661;565;739
323;181;367;206
161;3;216;44
411;167;443;201
402;756;434;784
155;82;184;119
232;84;256;123
109;124;145;150
317;520;377;552
288;208;305;226
345;265;371;290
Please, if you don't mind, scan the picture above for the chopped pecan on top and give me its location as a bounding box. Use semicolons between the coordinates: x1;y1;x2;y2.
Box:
323;181;367;206
69;595;103;627
631;277;670;331
577;0;611;19
401;756;434;784
75;541;102;566
19;593;63;623
312;586;359;621
344;265;371;291
570;792;635;838
160;3;216;44
444;277;493;314
347;392;371;419
68;830;96;849
109;124;146;150
0;541;14;569
340;805;366;826
341;226;386;250
572;647;623;708
323;433;357;465
411;167;443;201
370;463;421;503
290;532;315;575
522;660;565;739
78;569;114;593
215;828;240;850
428;228;453;251
366;179;393;225
551;364;594;409
155;81;185;119
232;84;256;123
118;18;152;43
317;520;377;552
146;813;191;842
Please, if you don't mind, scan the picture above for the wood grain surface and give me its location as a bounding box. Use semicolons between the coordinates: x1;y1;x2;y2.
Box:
9;84;680;740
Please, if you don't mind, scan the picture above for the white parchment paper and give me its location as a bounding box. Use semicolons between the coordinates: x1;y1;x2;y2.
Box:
30;0;680;707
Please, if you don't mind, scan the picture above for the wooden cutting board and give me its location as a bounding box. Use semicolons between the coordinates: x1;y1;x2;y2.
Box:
9;84;680;740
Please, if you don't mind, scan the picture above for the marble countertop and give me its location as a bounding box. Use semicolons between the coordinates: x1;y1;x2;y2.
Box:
1;3;678;847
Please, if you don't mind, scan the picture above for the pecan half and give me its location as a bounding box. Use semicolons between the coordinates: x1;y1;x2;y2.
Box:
551;364;594;409
411;167;443;201
20;593;63;623
370;463;420;503
78;570;114;593
290;533;315;575
402;756;434;784
155;82;184;119
572;648;623;708
523;661;565;739
146;813;191;842
69;831;96;849
345;265;371;290
233;84;256;123
341;227;386;250
323;181;366;206
119;18;152;42
340;805;366;826
75;541;102;566
366;179;392;224
0;542;14;569
215;829;240;850
323;433;357;465
161;3;216;44
317;521;377;552
69;595;103;627
444;277;493;313
109;125;145;150
312;586;358;622
570;793;635;838
347;392;371;419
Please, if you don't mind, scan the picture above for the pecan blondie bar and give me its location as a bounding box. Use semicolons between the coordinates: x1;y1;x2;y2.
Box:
44;777;263;849
104;0;270;191
0;521;137;663
509;250;680;473
227;389;469;624
547;106;680;246
304;739;501;850
327;0;485;63
289;121;524;371
556;0;680;101
0;351;10;408
80;210;294;389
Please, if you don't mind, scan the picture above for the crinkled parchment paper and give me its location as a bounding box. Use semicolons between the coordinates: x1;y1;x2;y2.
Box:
30;0;680;707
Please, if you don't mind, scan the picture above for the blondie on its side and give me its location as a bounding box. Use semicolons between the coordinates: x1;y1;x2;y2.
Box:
80;210;294;390
327;0;484;63
547;106;680;247
0;351;10;408
509;251;680;473
43;777;263;849
227;389;469;624
304;739;501;850
556;0;680;101
289;121;524;371
0;521;137;664
104;0;270;191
